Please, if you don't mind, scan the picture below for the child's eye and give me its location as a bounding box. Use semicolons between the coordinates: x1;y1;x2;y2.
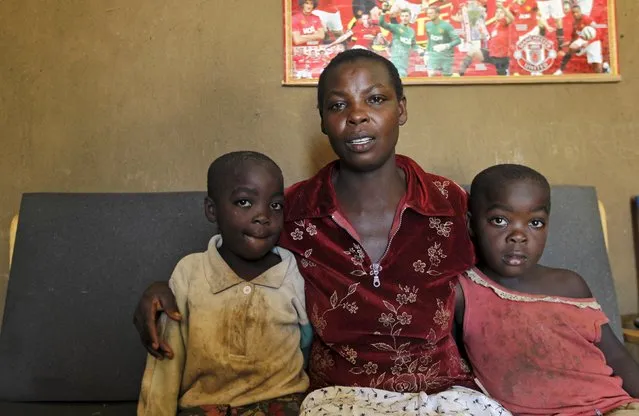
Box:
235;199;252;208
270;202;283;211
328;102;346;112
489;217;507;227
530;219;545;229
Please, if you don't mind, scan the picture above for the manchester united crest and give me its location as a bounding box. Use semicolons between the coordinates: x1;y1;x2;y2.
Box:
513;35;557;74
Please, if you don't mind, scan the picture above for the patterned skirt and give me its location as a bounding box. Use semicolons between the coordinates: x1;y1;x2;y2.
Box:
176;393;306;416
300;385;511;415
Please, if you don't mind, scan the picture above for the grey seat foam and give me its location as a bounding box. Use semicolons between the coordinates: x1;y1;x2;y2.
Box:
541;186;621;338
0;187;621;410
0;401;137;415
0;192;213;403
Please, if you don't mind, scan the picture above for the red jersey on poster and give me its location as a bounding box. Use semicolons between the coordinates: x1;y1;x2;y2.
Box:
489;19;511;57
572;15;598;41
351;23;381;48
292;12;324;46
509;0;539;36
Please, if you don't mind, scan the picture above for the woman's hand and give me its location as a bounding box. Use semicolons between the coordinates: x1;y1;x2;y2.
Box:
133;282;182;359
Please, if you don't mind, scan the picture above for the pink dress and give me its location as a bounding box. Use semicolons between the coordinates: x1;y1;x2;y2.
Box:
459;267;636;415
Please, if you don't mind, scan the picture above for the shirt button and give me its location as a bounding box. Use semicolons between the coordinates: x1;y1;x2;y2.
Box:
243;285;252;295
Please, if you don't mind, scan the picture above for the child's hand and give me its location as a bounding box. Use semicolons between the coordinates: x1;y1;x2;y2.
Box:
133;281;181;359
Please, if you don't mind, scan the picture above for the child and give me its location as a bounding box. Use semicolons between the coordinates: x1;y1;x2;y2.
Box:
458;164;639;415
137;151;312;416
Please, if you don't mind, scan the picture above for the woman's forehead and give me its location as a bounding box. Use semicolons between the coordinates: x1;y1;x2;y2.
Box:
325;60;393;89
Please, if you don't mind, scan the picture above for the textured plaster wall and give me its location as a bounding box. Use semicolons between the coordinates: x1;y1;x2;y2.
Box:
0;1;638;322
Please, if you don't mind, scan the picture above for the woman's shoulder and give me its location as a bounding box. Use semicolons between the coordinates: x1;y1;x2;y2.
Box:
397;155;468;213
284;160;338;221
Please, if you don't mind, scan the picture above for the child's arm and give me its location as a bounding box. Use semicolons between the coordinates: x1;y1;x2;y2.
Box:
137;265;189;416
290;267;313;368
561;270;639;398
453;279;467;353
597;324;639;398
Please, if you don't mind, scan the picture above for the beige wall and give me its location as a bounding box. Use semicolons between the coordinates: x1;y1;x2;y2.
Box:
1;1;638;319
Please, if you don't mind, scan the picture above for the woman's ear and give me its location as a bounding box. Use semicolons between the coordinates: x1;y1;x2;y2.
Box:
204;197;217;224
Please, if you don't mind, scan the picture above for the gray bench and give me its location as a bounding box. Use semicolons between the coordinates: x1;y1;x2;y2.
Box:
0;188;623;414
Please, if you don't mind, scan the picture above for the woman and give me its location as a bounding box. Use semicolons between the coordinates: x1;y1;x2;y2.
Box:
133;49;476;394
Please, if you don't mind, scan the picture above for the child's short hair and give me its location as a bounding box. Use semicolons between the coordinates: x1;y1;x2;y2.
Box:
316;49;404;118
469;164;551;213
207;151;281;199
428;6;441;14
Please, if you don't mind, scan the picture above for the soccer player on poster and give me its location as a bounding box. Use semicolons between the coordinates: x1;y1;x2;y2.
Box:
554;3;603;74
508;0;544;43
292;0;326;46
458;1;514;76
292;0;326;79
424;5;461;76
325;13;384;50
537;0;571;47
379;6;423;77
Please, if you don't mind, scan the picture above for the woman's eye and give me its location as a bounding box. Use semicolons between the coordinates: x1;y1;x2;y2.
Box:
369;95;385;104
328;102;346;111
236;200;251;208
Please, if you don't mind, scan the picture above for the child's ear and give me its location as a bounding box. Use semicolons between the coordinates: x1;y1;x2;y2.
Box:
466;211;474;238
204;197;217;224
320;117;327;135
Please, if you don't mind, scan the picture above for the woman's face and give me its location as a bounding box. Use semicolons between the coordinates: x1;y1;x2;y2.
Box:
319;59;407;173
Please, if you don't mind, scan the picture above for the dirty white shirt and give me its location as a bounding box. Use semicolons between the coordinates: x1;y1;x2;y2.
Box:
137;235;311;416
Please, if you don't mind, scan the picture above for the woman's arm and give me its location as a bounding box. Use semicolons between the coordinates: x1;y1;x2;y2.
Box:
137;267;189;415
133;281;182;359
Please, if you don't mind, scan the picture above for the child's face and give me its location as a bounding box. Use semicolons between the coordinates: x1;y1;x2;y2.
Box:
320;59;407;172
471;180;550;278
207;162;284;261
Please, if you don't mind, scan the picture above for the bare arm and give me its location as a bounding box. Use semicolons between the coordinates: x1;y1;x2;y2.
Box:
292;28;326;46
559;270;639;398
597;324;639;398
326;30;354;48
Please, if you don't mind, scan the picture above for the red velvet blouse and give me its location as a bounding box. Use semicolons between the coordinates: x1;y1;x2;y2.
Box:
279;155;476;393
